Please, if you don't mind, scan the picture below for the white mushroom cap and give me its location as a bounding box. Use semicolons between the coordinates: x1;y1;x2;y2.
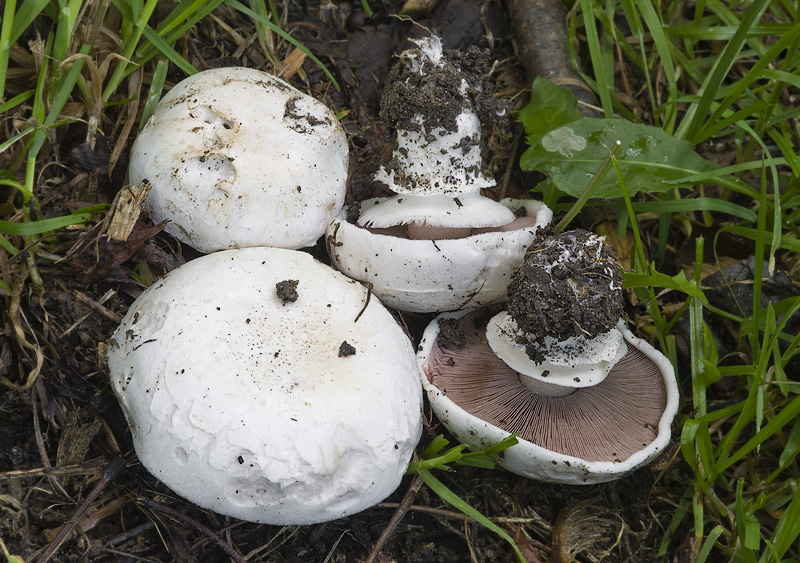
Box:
128;67;348;253
417;311;679;484
107;247;422;524
326;199;552;313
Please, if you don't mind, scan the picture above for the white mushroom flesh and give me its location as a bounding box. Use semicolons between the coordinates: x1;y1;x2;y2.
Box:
374;111;495;195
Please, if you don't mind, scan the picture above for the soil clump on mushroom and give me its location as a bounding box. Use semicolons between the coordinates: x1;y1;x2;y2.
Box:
507;229;625;363
275;279;299;304
380;44;509;136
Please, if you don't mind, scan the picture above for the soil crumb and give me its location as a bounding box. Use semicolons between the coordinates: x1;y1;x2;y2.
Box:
338;341;357;357
437;317;466;349
275;279;299;305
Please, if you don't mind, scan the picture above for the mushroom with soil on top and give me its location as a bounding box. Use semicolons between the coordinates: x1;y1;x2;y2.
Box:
128;66;349;253
106;247;422;524
326;36;552;313
417;229;680;484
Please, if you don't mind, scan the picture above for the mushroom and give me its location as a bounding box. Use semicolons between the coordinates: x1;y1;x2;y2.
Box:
326;36;552;312
328;198;552;313
129;67;348;253
416;230;680;483
107;247;422;524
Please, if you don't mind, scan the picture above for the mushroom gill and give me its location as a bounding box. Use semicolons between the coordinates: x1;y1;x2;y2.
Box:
367;215;543;240
423;311;667;463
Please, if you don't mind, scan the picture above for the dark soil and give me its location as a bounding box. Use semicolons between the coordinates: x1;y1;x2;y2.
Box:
380;42;508;133
276;279;300;305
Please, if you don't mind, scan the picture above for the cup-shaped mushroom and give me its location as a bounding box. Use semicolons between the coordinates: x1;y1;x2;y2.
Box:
107;247;422;524
128;67;348;253
417;309;679;484
326;198;553;313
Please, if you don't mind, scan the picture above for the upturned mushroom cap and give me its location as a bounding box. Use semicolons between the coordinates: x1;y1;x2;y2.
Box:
326;199;552;313
128;67;348;252
107;247;422;524
417;309;679;484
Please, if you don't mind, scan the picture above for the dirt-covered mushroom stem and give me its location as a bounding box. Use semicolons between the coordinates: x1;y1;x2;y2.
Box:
507;228;624;358
373;35;510;196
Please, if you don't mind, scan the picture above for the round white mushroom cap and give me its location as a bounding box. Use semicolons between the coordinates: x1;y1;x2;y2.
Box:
418;310;679;484
107;247;422;524
128;67;348;253
326;198;553;313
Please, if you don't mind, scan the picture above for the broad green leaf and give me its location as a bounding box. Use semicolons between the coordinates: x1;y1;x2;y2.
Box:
521;118;722;199
518;77;582;146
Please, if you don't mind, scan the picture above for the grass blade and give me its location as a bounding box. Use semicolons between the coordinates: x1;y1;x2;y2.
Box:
418;470;525;563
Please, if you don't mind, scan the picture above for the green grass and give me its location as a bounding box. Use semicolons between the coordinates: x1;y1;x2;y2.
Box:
560;0;800;560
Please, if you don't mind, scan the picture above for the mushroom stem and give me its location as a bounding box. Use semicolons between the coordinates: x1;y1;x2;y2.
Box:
518;374;576;397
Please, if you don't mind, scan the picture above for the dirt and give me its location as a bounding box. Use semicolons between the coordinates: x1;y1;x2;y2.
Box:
507;230;625;363
338;340;357;357
436;317;466;350
275;279;300;305
380;42;509;134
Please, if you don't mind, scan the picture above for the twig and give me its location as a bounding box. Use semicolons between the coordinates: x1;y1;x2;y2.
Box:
0;457;106;481
136;496;247;563
74;289;123;322
36;457;126;563
366;474;424;563
507;0;600;117
376;502;475;522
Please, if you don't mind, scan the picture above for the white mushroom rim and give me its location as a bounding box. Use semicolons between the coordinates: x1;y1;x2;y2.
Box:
357;191;516;232
417;308;680;484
